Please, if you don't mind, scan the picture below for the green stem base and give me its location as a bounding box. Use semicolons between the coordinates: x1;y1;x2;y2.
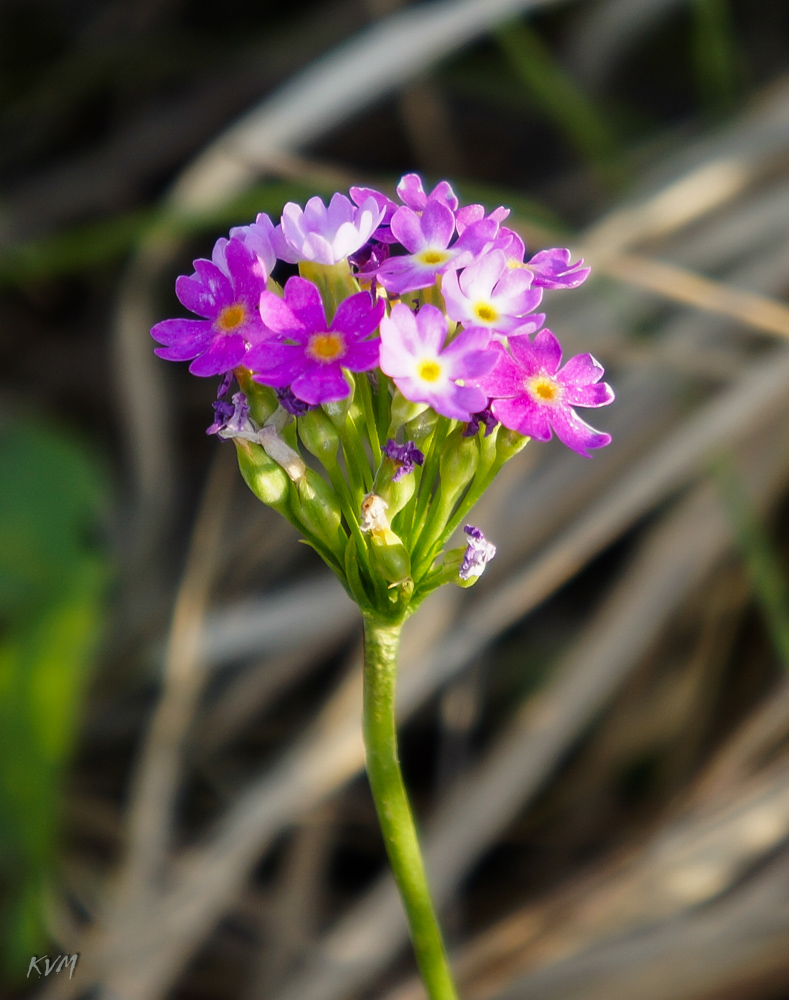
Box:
362;617;458;1000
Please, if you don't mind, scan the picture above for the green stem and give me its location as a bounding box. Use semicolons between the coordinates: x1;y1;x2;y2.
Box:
362;618;458;1000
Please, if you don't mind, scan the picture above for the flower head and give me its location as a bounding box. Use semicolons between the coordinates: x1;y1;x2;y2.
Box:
476;329;614;457
379;303;496;421
396;173;459;213
274;193;385;265
503;235;590;290
460;525;496;580
151;239;270;377
227;212;279;276
247;276;384;405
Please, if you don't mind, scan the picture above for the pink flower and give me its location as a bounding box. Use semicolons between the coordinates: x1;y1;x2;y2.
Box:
274;193;384;265
441;250;544;335
379;303;496;421
475;329;613;456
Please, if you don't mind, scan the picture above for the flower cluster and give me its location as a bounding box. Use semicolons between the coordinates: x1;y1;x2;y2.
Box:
152;174;613;613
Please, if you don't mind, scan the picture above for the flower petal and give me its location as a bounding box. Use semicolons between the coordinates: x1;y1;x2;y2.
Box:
188;334;247;376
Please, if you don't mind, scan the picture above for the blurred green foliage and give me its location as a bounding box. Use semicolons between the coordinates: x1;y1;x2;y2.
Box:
0;422;110;980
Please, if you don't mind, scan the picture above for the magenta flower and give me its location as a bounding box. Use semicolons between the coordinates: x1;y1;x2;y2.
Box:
441;249;544;335
274;193;385;265
374;201;497;295
455;203;510;234
350;185;399;243
476;329;614;456
379;303;495;421
151;238;270;377
246;277;384;405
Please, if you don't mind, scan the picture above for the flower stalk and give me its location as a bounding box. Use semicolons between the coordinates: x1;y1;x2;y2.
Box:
362;616;458;1000
150;172;615;1000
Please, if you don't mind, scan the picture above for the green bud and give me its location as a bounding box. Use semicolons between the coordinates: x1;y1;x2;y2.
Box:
234;439;290;514
370;528;412;585
404;407;439;447
496;427;530;463
439;429;479;495
298;260;360;320
293;468;344;556
322;376;356;428
390;390;428;430
298;408;340;463
235;368;278;426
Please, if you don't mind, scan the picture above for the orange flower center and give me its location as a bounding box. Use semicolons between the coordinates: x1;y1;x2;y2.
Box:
528;376;559;402
216;303;246;331
307;331;346;363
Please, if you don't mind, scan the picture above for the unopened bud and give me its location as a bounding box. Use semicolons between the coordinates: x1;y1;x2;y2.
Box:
390;390;428;430
322;374;356;428
439;429;479;495
496;427;530;463
298;407;340;463
293;469;344;555
370;529;412;585
235;439;290;513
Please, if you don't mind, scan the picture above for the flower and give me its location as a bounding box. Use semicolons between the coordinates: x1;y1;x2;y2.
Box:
379;303;495;421
151;238;270;377
382;439;425;481
396;173;459;213
274;193;385;265
441;249;544;334
227;212;279;276
207;391;252;439
247;276;384;405
476;328;614;457
503;233;590;290
459;525;496;580
373;201;498;295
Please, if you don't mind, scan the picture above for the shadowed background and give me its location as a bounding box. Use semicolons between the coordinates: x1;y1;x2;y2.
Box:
3;1;789;999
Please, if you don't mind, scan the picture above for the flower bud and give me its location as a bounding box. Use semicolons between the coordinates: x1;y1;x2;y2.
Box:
298;407;340;463
439;428;479;496
370;529;412;585
322;374;356;428
390;390;428;430
404;407;439;448
234;439;290;514
293;468;344;556
496;427;530;464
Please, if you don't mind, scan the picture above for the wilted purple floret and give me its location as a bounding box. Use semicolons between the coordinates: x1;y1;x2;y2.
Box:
151;238;271;377
379;303;496;421
276;386;314;416
348;240;391;273
442;249;544;334
460;524;496;580
463;406;498;438
382;439;425;481
274;193;385;265
475;329;614;457
207;392;250;437
247;276;384;405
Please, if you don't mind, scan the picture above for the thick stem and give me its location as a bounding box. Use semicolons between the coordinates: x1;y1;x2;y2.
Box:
362;618;459;1000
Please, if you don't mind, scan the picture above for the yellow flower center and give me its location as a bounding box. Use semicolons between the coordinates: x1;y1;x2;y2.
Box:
528;376;559;402
306;331;346;363
417;249;450;266
472;301;498;323
417;359;442;383
216;303;246;331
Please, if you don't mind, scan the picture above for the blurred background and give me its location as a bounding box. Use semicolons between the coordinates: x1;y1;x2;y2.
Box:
4;1;789;998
